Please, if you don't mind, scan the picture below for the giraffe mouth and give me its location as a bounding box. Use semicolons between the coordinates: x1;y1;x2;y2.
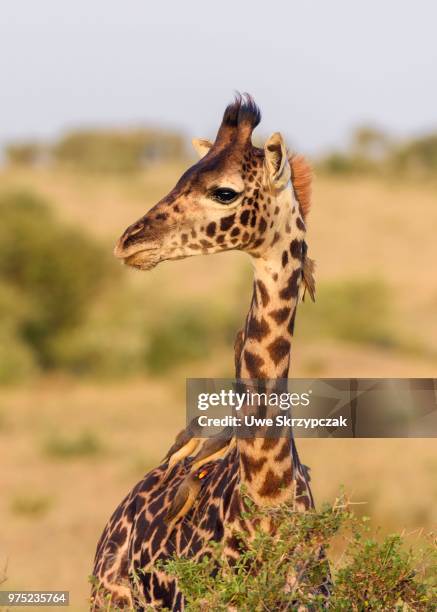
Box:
123;248;160;271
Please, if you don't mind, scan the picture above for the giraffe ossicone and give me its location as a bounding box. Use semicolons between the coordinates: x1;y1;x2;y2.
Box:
92;94;328;611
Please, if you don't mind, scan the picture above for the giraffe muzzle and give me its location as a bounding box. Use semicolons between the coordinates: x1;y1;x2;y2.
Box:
114;218;163;269
114;236;161;270
120;248;161;270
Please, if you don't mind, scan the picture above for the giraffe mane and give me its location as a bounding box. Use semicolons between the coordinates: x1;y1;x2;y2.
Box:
289;154;313;220
222;92;261;129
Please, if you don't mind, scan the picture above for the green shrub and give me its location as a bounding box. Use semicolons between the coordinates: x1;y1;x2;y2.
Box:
51;324;145;378
0;329;38;384
10;494;53;518
145;307;211;374
392;134;437;176
334;533;436;610
0;190;115;369
0;281;32;332
156;495;436;611
144;302;239;375
0;281;39;383
53;128;186;172
4;141;47;166
299;278;401;349
42;430;104;460
317;126;437;179
50;293;239;377
319;152;360;175
49;287;150;378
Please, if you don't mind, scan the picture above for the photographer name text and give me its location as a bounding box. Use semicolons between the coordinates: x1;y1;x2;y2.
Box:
197;414;347;429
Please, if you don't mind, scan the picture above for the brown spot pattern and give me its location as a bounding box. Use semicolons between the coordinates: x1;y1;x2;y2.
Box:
256;280;269;307
220;214;236;231
240;210;250;225
290;239;302;260
269;307;291;325
296;217;306;231
247;315;270;342
275;439;292;462
206;222;216;237
267;337;291;365
243;350;265;378
258;467;292;498
240;453;267;482
279;269;301;300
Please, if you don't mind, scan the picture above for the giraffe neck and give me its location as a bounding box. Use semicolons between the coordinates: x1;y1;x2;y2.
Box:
235;194;306;506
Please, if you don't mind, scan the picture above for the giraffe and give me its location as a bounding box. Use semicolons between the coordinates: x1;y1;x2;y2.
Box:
91;94;327;610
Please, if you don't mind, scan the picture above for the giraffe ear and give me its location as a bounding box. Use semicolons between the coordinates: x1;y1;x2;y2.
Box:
192;138;213;159
263;132;291;189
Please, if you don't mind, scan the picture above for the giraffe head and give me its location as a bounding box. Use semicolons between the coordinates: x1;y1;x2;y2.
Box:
114;94;311;270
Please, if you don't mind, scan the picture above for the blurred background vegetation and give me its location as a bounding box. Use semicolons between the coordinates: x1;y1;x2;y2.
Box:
5;128;186;173
1;125;436;606
1;123;437;383
6;123;437;177
318;125;437;179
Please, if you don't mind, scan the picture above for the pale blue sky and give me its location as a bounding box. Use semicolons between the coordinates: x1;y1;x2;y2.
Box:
1;0;436;154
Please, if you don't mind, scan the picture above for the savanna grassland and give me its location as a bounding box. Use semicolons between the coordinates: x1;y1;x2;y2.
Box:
0;163;436;609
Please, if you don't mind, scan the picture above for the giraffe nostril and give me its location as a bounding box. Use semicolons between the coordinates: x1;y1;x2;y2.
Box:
124;231;142;249
129;223;144;237
121;221;148;247
114;224;145;258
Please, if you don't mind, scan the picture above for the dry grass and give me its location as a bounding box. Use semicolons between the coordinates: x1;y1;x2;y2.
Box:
0;165;436;609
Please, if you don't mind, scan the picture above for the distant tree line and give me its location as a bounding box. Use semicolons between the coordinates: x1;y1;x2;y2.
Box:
318;126;437;178
5;127;187;172
5;124;437;178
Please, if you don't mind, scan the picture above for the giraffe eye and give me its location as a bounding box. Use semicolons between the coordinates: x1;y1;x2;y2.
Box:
210;188;239;204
